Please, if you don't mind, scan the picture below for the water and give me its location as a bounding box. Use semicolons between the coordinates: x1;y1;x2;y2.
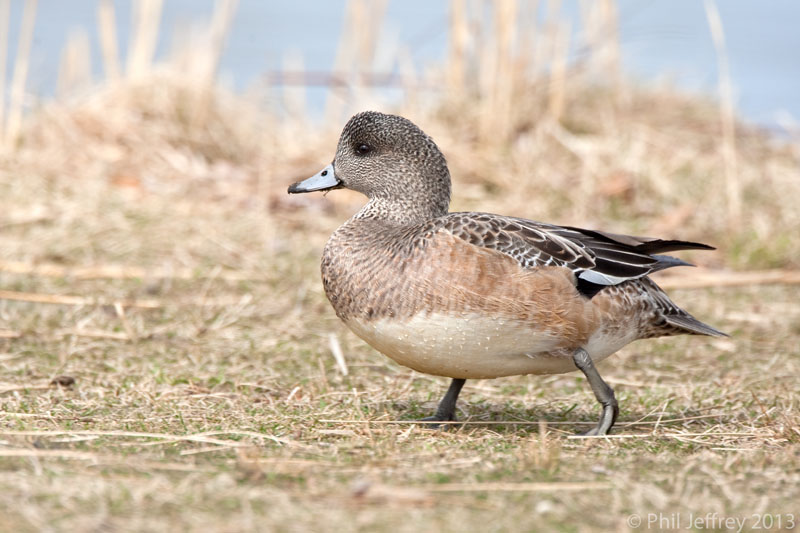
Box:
4;0;799;131
616;0;800;129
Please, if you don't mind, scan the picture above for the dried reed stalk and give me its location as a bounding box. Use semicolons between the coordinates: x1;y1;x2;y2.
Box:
581;0;621;91
0;0;9;142
0;260;267;281
5;0;37;145
126;0;163;79
705;0;741;226
97;0;121;80
0;289;161;309
601;0;621;93
57;30;91;95
187;0;238;128
486;0;516;143
447;0;468;96
202;0;238;86
325;0;359;122
350;0;387;113
0;289;259;309
656;269;800;289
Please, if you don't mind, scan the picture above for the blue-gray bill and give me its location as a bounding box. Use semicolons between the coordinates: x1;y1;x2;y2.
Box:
288;164;342;193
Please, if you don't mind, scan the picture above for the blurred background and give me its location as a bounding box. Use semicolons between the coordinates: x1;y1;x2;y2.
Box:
2;3;800;531
1;0;798;273
5;0;800;128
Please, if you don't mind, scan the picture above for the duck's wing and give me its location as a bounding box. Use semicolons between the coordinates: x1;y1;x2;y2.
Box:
439;212;713;298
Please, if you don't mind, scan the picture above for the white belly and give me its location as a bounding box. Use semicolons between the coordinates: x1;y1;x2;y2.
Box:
345;313;585;378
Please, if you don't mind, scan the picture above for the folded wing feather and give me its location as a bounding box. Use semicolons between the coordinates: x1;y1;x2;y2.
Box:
440;213;713;298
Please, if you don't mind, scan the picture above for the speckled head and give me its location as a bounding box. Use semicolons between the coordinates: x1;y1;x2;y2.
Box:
289;111;452;223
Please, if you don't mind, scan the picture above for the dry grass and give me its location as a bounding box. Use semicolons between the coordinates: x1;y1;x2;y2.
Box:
1;1;799;531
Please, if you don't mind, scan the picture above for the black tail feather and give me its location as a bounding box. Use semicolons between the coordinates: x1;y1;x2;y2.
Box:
634;239;715;254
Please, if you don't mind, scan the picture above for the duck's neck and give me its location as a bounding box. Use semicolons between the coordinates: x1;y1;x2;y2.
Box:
353;196;449;226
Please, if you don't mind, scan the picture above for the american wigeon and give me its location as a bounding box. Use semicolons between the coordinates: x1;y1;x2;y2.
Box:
288;111;725;435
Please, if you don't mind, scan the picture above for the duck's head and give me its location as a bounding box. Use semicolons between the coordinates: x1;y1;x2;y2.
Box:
288;111;451;221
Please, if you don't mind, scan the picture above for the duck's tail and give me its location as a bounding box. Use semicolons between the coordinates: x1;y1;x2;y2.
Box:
641;277;729;338
662;313;728;337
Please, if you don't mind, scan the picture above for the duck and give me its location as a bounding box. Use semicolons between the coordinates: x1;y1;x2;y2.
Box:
288;111;725;435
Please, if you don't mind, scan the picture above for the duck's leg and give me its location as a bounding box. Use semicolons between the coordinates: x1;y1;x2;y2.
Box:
572;348;618;436
419;378;466;427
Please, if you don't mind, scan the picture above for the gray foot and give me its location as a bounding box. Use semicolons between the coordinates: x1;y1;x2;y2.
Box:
572;348;619;436
417;378;466;429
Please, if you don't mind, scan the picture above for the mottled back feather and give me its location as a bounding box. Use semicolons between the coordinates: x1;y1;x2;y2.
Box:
438;213;712;298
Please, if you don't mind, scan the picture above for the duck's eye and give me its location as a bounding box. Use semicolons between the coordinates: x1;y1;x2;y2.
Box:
355;143;372;155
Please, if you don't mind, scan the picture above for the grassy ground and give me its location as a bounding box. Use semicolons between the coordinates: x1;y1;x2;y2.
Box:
1;2;800;529
1;87;798;530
